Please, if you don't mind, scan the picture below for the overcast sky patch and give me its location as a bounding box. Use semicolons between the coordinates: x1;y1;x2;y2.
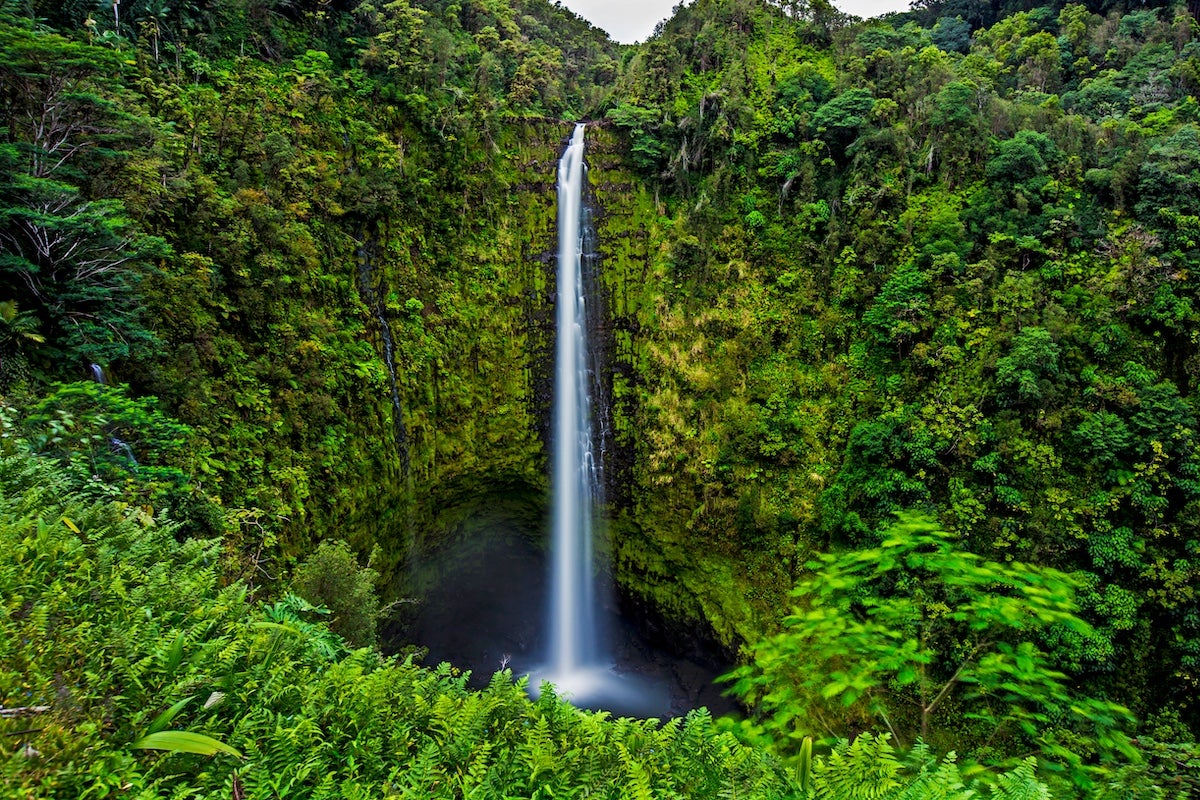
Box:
558;0;914;45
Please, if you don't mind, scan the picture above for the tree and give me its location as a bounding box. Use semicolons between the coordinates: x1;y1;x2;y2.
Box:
293;540;381;648
19;380;196;493
0;14;166;364
813;88;875;153
354;0;429;78
725;514;1133;780
0;159;167;363
862;262;931;360
1136;126;1200;254
995;327;1060;407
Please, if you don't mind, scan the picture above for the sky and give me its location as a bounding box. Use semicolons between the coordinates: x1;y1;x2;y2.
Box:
558;0;913;45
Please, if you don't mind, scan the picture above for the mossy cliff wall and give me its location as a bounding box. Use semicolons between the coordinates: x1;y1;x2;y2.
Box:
129;93;767;649
587;126;788;651
357;120;569;590
366;121;767;656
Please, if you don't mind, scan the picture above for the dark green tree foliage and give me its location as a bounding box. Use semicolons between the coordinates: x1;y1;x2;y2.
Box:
0;17;166;364
19;381;193;480
0;298;43;390
814;87;876;154
862;262;932;359
293;539;381;648
995;327;1061;407
1136;126;1200;263
931;15;972;52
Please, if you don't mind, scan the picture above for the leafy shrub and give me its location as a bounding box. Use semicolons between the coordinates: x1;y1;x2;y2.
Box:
293;539;381;649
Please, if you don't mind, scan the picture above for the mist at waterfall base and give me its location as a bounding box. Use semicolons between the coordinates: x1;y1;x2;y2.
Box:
400;126;737;718
400;522;738;718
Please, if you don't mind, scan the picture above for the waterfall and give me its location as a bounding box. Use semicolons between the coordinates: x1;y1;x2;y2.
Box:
110;437;139;471
549;122;602;677
531;124;666;714
87;364;138;472
354;238;411;471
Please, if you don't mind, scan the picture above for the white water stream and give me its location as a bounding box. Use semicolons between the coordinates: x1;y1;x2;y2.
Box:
534;124;666;713
548;122;602;681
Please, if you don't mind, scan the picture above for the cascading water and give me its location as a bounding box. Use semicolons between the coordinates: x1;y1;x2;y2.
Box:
533;124;665;712
88;364;139;472
549;122;601;678
404;124;728;717
354;240;410;469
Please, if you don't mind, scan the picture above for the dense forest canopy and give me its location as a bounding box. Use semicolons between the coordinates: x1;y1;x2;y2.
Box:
4;0;1200;796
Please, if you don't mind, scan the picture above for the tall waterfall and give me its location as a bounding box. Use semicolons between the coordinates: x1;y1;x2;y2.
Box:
548;122;602;677
533;124;665;714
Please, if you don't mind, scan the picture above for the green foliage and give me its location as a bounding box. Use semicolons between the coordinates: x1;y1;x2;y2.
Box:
995;328;1061;407
602;0;1200;762
726;513;1133;784
862;263;932;360
15;380;196;497
610;103;670;171
0;17;166;363
0;449;800;797
293;540;381;649
4;2;1200;795
813;88;877;148
809;735;1021;800
131;730;244;758
0;299;43;390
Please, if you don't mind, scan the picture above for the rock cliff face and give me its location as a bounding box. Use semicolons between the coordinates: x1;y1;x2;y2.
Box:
366;120;753;655
360;120;564;593
587;124;782;650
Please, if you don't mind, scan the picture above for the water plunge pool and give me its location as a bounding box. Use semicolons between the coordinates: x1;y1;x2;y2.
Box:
390;518;738;719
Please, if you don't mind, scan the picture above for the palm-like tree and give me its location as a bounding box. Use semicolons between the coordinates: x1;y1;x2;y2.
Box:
0;300;45;391
0;301;45;349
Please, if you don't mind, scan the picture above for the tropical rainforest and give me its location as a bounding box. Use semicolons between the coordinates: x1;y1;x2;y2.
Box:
3;0;1200;795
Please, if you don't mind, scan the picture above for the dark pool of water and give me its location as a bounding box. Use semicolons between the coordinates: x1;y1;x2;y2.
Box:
391;525;739;719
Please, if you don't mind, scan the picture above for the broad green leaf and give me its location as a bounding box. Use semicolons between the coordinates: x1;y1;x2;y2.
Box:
147;695;194;735
131;730;242;758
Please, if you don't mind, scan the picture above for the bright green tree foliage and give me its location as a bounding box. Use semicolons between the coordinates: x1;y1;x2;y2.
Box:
293;539;381;648
726;514;1132;784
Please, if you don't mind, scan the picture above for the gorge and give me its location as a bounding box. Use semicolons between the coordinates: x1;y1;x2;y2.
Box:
4;0;1200;795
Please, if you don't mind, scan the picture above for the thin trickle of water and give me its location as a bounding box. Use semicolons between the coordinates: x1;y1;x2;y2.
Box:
110;437;139;471
355;240;410;470
90;364;106;384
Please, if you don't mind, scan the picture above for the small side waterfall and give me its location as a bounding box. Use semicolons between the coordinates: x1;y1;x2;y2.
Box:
549;123;602;676
110;437;139;471
354;237;411;471
88;364;138;472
